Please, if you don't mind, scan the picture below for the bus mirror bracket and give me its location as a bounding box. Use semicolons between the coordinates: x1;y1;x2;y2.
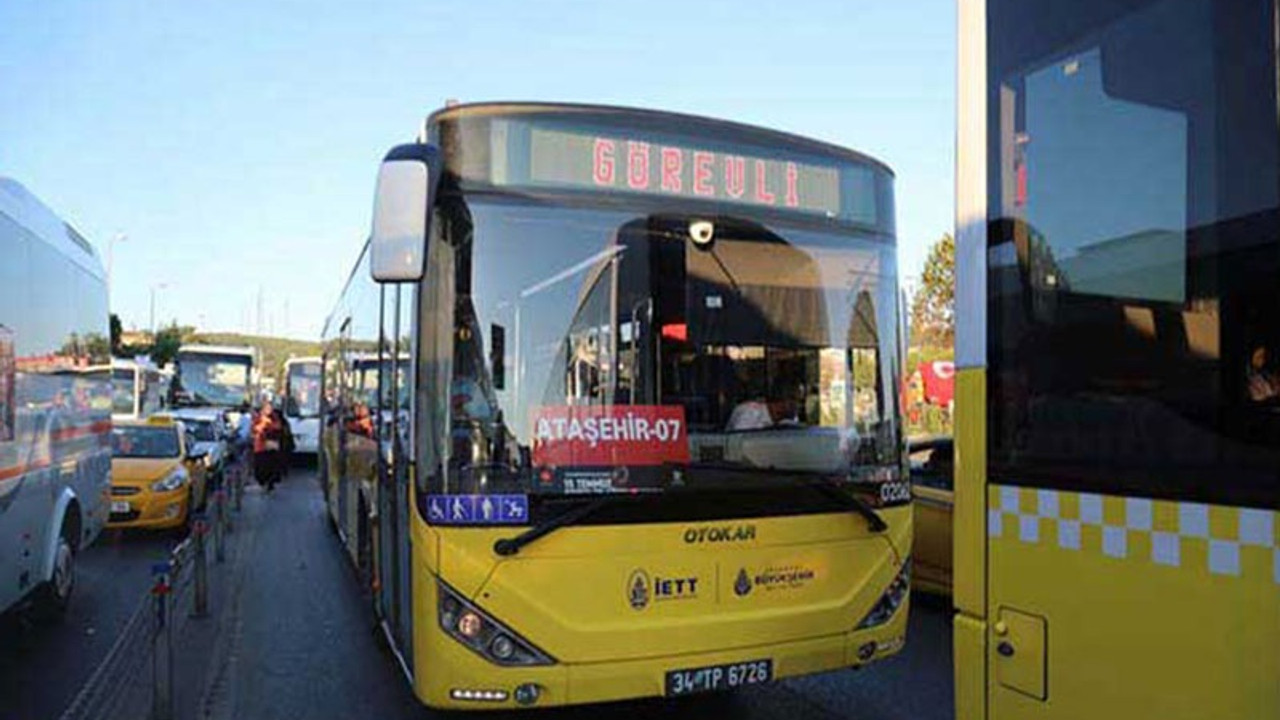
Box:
370;143;442;283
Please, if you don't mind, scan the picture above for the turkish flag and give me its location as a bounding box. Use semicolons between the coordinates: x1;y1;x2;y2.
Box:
919;361;955;407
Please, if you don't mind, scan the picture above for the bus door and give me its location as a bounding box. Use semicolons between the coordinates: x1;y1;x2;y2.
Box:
376;288;415;663
961;1;1280;718
334;323;353;550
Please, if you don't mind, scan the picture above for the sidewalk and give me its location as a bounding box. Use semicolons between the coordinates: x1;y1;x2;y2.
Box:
190;471;417;720
96;483;265;720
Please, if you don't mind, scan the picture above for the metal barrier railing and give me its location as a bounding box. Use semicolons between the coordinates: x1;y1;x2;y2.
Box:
58;452;248;720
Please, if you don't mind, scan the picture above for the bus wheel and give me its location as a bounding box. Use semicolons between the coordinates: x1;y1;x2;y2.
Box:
33;533;75;622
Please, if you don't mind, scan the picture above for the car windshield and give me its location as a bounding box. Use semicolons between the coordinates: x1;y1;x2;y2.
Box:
286;362;321;417
112;425;181;459
183;419;218;442
176;354;251;407
428;198;901;497
111;368;134;415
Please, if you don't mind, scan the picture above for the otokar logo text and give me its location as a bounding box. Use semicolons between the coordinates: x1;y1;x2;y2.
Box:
683;525;757;544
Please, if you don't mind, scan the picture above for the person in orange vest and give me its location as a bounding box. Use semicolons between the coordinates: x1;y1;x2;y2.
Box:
252;398;289;492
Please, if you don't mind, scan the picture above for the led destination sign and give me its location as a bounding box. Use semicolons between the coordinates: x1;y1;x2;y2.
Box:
526;128;843;216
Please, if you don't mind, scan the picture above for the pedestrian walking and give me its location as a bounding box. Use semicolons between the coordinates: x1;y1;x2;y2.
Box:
252;398;288;492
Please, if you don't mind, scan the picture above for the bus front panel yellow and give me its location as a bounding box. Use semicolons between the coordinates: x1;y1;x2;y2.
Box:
409;507;911;710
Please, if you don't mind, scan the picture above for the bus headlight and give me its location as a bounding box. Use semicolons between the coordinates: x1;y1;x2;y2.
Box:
438;582;555;667
151;468;189;493
856;560;910;630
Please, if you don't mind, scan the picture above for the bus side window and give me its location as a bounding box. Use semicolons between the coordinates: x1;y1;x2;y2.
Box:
0;325;13;442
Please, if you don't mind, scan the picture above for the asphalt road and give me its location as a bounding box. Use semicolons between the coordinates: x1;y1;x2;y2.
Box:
0;468;955;720
215;469;955;720
0;526;182;720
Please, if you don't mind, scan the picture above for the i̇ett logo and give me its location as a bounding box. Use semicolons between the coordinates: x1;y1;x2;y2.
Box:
627;569;650;610
734;568;753;597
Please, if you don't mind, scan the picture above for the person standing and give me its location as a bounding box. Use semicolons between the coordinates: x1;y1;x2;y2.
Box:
252;399;286;492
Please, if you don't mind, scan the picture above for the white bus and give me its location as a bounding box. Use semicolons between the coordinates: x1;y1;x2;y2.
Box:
110;357;165;420
173;344;256;411
282;357;321;454
0;178;112;618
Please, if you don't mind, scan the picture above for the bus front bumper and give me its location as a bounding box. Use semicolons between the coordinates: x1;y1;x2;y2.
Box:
418;599;908;710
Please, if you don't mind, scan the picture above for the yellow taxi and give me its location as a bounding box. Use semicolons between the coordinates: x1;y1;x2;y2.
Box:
909;436;953;595
108;417;208;530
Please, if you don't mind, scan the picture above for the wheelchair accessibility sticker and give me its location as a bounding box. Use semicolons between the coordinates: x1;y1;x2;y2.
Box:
426;494;528;525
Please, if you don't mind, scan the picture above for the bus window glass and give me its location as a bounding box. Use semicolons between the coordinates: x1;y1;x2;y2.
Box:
1019;46;1186;303
0;326;12;442
988;0;1280;506
287;363;321;418
112;367;135;415
177;354;251;407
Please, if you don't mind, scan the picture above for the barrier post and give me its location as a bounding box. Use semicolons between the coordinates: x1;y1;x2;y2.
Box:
150;561;174;720
233;453;244;512
191;514;209;619
214;486;227;561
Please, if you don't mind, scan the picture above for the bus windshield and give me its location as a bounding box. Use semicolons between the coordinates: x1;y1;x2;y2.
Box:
176;354;252;407
111;367;135;415
286;362;321;418
434;199;901;497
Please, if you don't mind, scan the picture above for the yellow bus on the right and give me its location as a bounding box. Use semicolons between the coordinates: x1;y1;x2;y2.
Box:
954;1;1280;719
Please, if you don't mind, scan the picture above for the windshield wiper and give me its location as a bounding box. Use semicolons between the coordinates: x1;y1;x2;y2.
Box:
684;462;888;533
493;494;637;557
805;477;888;532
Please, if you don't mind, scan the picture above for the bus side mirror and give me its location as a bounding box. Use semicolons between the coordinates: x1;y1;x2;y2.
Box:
370;143;442;283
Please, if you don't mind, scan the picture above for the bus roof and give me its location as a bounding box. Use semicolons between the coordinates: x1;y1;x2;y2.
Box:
0;177;104;280
112;357;160;371
283;356;322;366
425;101;894;176
177;344;256;359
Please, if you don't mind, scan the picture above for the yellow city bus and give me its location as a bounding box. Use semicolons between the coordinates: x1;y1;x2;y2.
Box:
954;2;1280;718
320;102;912;710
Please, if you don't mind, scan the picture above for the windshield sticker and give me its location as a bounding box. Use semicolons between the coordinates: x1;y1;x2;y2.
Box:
532;405;690;467
425;494;528;526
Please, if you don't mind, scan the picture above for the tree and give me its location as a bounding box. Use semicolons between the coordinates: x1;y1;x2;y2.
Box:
151;324;184;367
910;233;955;348
109;314;123;357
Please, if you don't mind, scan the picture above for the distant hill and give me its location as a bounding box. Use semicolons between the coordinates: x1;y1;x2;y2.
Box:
190;332;322;389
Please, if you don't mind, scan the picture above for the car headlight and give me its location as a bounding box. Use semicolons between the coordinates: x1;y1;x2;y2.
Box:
856;559;911;630
438;582;554;666
151;468;189;493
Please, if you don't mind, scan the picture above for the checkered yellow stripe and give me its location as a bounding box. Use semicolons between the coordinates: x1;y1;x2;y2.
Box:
988;485;1280;583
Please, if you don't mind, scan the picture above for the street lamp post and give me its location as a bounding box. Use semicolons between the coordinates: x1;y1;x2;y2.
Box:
149;283;169;336
107;232;126;295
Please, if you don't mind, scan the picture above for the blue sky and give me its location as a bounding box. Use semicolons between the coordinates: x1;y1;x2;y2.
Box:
0;0;954;339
